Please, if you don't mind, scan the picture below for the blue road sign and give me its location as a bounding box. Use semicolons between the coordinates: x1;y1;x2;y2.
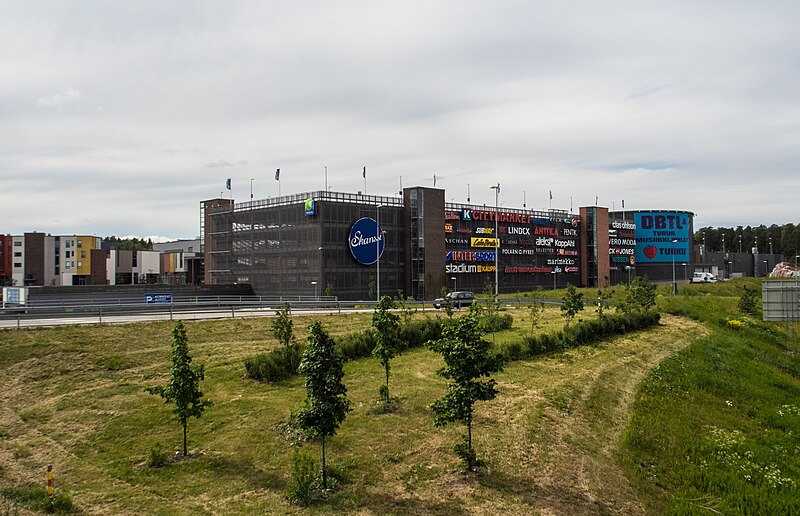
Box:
144;293;173;304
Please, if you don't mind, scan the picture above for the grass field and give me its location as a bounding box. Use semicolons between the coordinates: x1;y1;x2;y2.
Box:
1;280;798;514
620;282;800;514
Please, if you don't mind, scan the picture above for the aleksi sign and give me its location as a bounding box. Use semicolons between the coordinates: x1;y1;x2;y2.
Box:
349;217;385;265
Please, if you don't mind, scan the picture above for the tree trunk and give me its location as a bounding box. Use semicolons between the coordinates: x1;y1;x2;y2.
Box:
468;419;472;453
183;422;188;456
385;366;390;388
321;435;327;489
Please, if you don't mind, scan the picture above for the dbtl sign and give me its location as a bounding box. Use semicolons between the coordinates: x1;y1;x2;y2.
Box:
349;217;385;265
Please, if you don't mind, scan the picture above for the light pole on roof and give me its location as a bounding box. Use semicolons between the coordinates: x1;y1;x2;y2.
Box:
490;183;500;304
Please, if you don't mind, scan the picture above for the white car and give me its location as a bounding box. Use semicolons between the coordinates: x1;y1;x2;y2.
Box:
691;272;718;283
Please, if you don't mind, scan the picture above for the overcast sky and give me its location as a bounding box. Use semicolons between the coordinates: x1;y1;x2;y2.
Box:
2;1;798;240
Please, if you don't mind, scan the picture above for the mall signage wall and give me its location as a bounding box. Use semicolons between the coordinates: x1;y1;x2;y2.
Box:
349;217;385;265
634;211;690;263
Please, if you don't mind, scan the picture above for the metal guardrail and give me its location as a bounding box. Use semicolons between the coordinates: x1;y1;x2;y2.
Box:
0;295;576;329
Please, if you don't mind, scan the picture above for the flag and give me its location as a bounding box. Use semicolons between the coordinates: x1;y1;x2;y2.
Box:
622;199;625;209
363;166;366;179
225;178;231;190
275;168;280;181
433;175;437;187
549;189;552;200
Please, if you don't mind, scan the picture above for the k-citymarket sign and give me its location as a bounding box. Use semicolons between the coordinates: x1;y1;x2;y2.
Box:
349;217;385;265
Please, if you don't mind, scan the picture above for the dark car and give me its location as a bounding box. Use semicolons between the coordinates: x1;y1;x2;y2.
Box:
432;291;476;309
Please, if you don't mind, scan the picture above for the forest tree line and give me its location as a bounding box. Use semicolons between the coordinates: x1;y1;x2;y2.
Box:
694;223;800;260
103;236;154;251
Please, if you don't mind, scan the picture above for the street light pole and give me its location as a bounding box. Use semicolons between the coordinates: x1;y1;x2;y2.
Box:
451;276;457;292
490;183;500;304
376;204;384;302
311;281;318;301
671;238;679;295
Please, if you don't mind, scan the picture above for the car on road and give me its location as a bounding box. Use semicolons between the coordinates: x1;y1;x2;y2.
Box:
691;272;718;283
432;291;476;309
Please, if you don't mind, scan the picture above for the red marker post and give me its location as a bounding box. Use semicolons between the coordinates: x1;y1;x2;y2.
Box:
47;464;53;499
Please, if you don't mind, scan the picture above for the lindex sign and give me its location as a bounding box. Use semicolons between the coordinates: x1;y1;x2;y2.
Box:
349;217;385;265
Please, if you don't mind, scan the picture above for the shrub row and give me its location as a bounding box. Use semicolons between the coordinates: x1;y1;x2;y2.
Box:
245;309;655;383
245;317;448;382
244;344;304;383
497;311;661;362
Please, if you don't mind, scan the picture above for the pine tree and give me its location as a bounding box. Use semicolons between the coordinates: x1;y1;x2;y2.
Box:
145;321;212;456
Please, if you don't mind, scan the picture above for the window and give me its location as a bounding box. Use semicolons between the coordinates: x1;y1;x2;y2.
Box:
14;241;22;247
14;252;22;257
77;261;82;268
77;240;82;248
14;262;22;267
81;251;86;258
65;241;70;248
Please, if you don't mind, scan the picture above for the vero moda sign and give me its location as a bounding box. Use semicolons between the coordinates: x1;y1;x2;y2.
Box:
634;211;691;263
349;217;385;265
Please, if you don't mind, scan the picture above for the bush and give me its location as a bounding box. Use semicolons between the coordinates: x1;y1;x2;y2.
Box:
147;442;169;468
499;311;661;362
479;312;514;332
244;344;304;382
286;445;317;505
336;330;376;361
246;317;446;382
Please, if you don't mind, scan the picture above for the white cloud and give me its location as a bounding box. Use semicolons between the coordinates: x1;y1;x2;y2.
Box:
0;1;798;237
36;88;84;108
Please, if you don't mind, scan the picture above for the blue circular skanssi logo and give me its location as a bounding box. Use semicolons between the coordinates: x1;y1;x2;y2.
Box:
349;217;385;265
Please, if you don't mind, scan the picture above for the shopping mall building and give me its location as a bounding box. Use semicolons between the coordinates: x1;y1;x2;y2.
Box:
202;186;695;300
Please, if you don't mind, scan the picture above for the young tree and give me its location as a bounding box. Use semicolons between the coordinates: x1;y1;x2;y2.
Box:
272;302;294;349
738;285;759;316
296;322;350;489
617;275;657;314
527;288;545;337
372;295;401;401
426;305;503;471
596;282;614;320
145;321;212;456
440;285;454;319
560;284;585;328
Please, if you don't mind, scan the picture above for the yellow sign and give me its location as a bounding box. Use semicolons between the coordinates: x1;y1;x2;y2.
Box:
471;237;499;248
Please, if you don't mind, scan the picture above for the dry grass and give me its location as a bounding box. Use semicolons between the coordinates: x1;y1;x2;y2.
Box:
0;309;704;514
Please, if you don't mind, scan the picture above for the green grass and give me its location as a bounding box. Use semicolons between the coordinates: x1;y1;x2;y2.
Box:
2;286;797;514
0;304;664;514
620;280;800;514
